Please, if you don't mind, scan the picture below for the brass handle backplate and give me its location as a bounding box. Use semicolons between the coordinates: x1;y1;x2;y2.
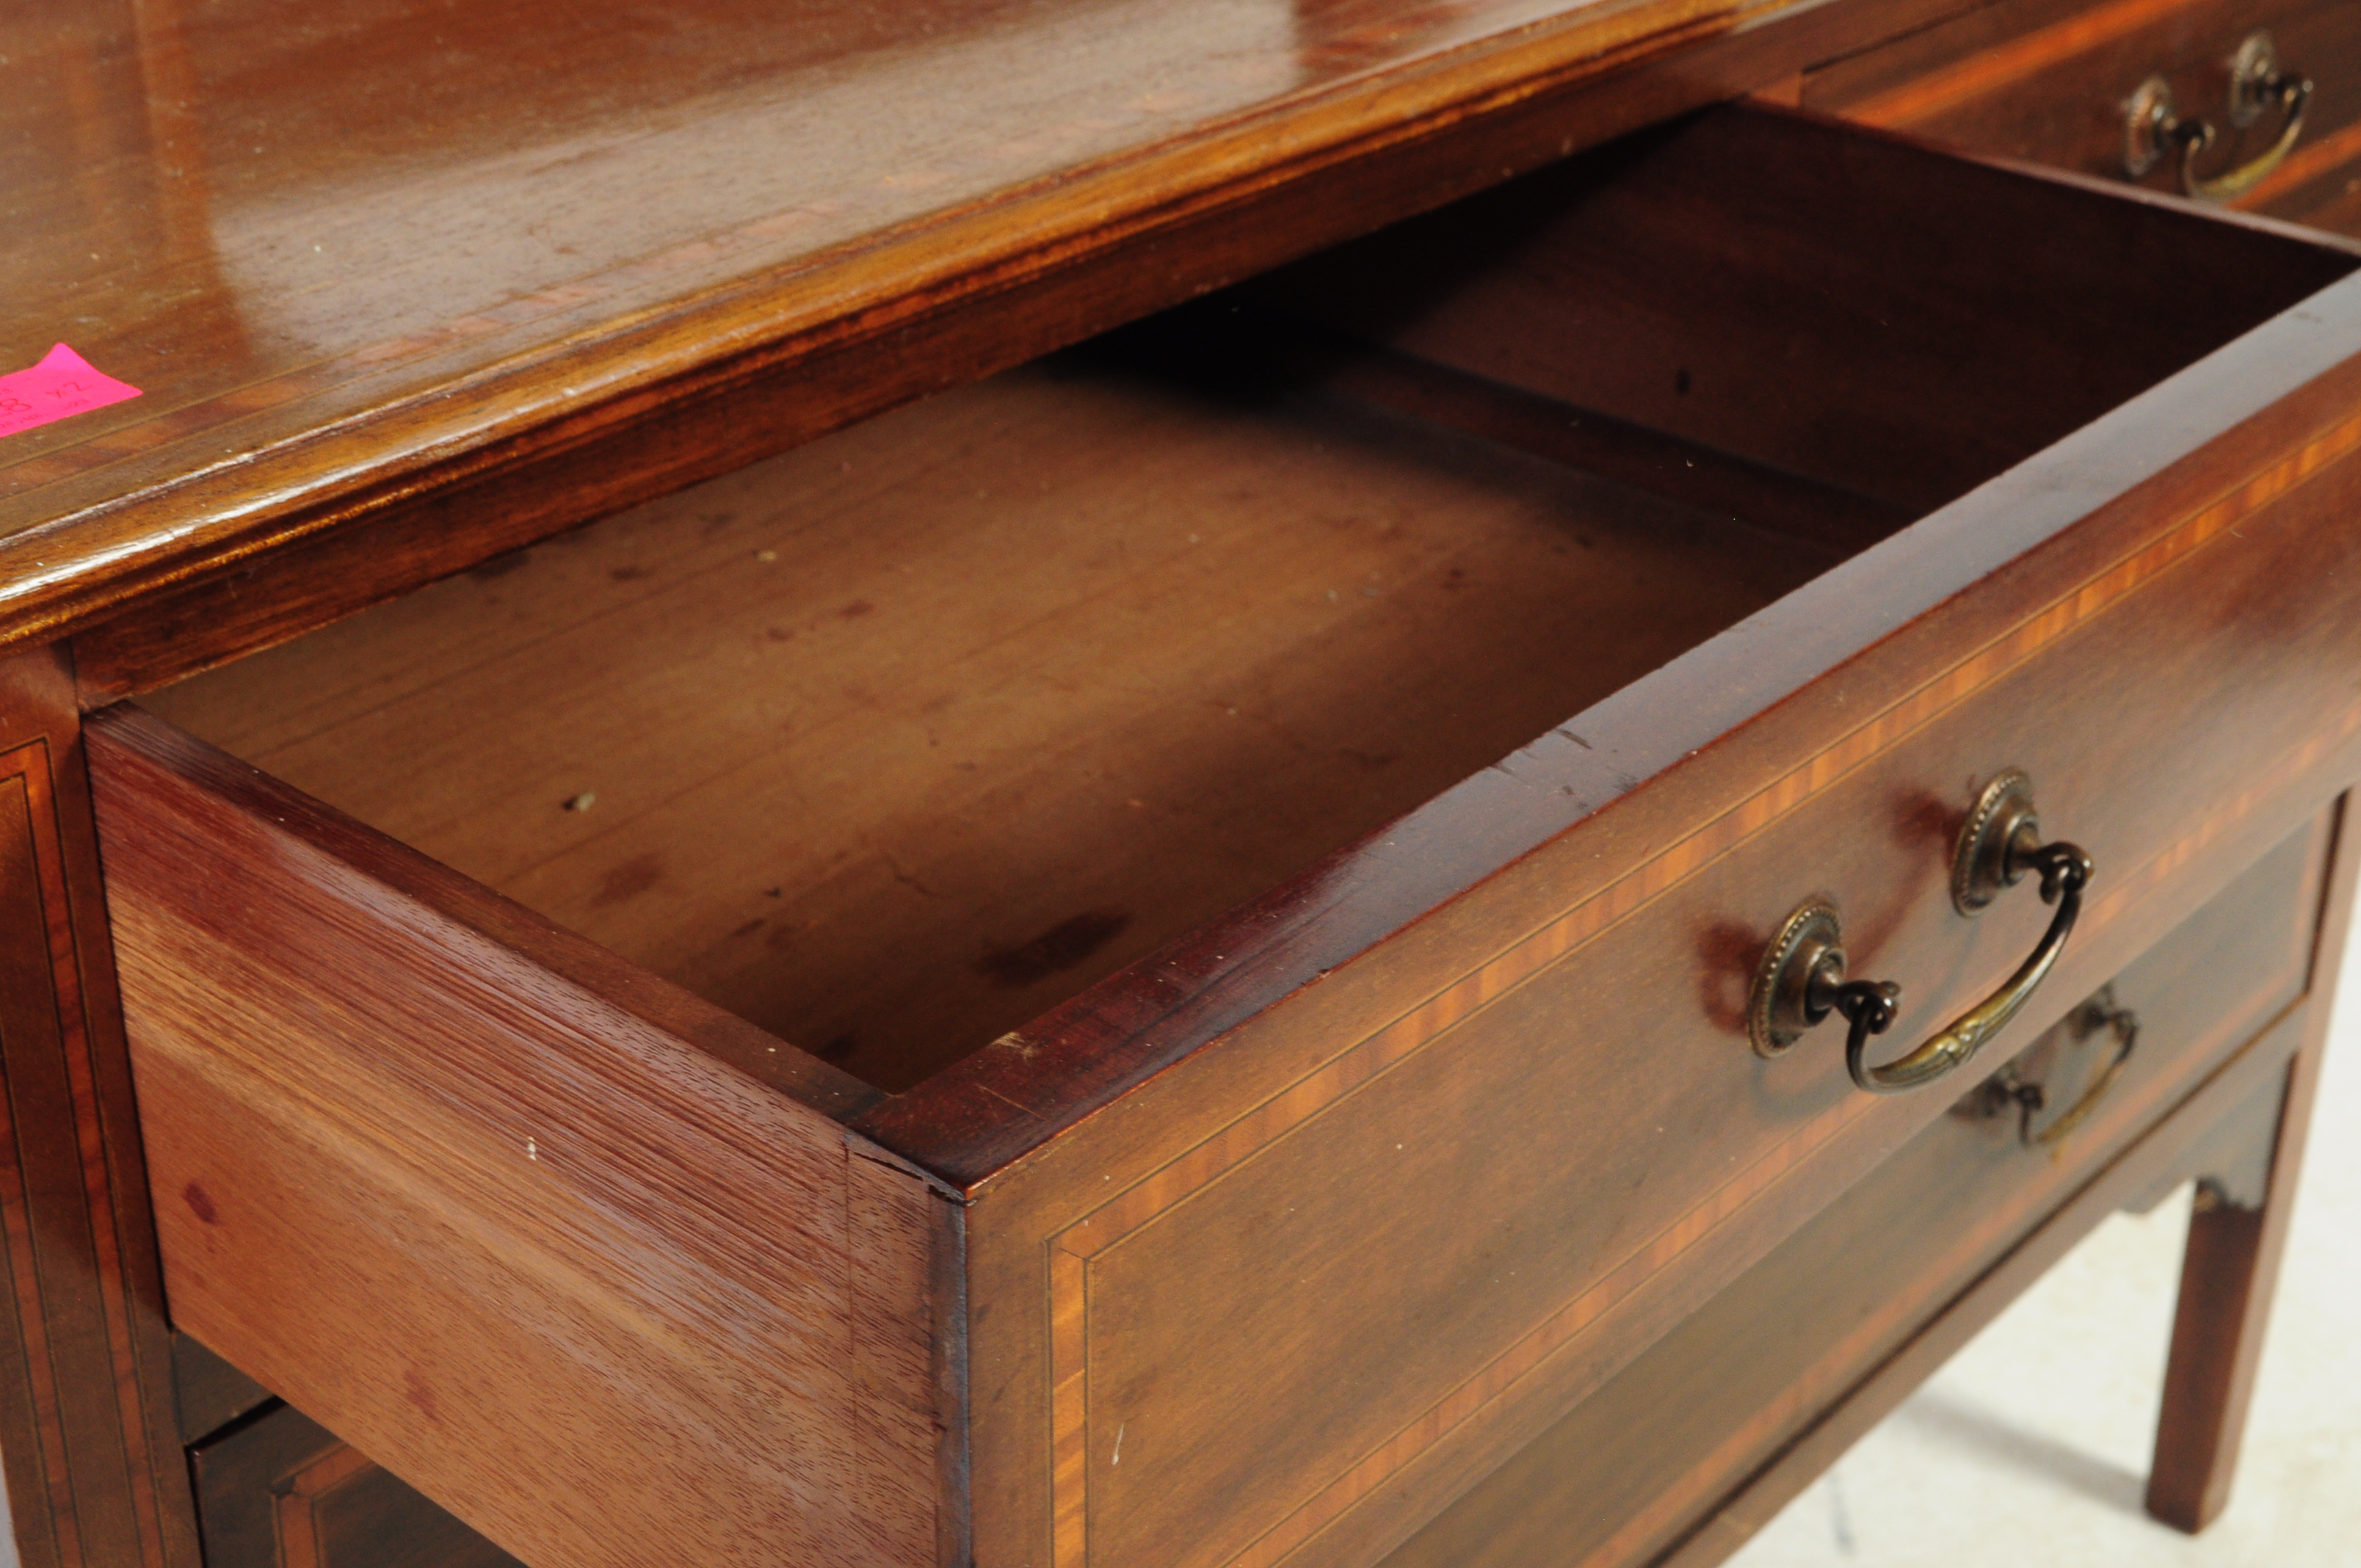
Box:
1748;770;2094;1097
2125;32;2311;203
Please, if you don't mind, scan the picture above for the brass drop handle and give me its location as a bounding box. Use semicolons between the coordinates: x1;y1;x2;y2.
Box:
1983;986;2140;1148
2125;32;2311;203
1749;771;2095;1097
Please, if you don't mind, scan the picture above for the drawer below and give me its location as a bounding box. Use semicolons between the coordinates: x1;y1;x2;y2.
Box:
1379;807;2335;1568
1803;0;2361;238
190;1400;520;1568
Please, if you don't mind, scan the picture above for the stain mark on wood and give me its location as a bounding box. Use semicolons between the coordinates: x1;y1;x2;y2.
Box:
980;911;1134;990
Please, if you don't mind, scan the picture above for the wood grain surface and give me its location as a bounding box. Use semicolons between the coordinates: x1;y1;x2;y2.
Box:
1227;321;1916;555
1252;103;2360;513
18;0;2009;692
140;349;1832;1092
0;650;197;1567
86;707;958;1568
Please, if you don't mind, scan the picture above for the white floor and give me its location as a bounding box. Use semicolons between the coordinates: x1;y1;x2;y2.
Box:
1727;915;2361;1567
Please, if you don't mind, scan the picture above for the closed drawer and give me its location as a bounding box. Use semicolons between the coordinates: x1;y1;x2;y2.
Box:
189;1401;522;1568
1382;805;2337;1568
1803;0;2361;235
90;105;2361;1568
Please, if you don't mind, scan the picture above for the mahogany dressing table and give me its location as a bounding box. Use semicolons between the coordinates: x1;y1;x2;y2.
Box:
6;1;2361;1564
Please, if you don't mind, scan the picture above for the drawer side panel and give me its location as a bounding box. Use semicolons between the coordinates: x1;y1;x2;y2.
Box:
87;710;946;1568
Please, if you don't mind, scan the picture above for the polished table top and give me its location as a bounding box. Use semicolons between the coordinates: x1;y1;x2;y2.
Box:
3;0;1827;654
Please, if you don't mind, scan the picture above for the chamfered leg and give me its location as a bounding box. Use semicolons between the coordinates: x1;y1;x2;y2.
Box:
2147;796;2360;1533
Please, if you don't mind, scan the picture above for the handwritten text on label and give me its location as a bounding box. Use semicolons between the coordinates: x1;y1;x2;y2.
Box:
0;345;143;440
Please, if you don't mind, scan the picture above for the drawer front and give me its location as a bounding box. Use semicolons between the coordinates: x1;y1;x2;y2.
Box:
951;116;2361;1568
969;511;2361;1568
191;1402;521;1568
1804;0;2361;234
1382;805;2334;1568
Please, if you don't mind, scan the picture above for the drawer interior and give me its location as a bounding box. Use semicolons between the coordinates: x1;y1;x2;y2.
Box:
137;106;2359;1095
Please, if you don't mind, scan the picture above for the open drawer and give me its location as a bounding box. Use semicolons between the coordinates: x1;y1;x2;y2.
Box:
87;105;2361;1568
1382;805;2342;1568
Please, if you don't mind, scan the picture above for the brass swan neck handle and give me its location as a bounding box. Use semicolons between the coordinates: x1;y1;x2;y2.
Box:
1749;771;2093;1097
2125;32;2312;205
1833;838;2090;1095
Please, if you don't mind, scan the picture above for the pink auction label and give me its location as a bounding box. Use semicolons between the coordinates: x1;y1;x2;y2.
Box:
0;344;143;439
